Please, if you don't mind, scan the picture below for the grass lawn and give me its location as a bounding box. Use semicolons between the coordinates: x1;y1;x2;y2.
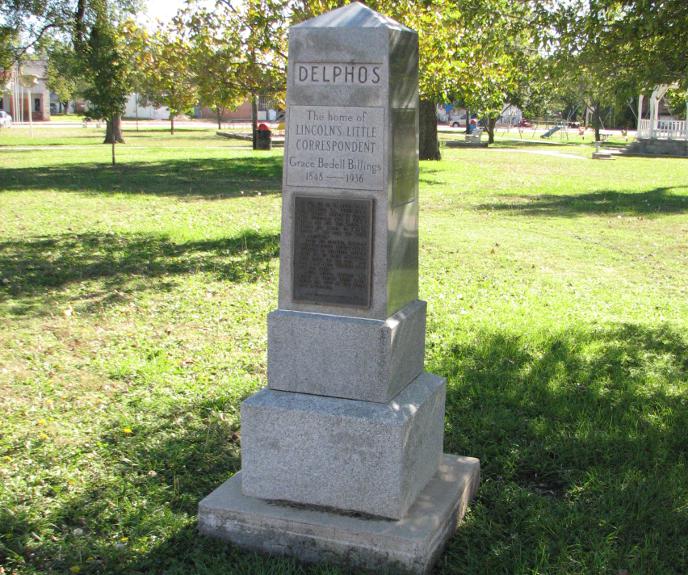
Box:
45;114;88;123
1;127;687;575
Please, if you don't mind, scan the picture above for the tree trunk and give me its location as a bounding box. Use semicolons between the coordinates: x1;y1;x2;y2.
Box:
465;108;470;133
103;115;124;144
487;117;497;144
217;106;222;130
251;95;258;150
419;99;440;161
170;115;175;135
111;140;116;166
593;103;601;142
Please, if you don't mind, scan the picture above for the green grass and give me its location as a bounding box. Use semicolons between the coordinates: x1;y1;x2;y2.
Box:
46;114;88;123
1;127;687;575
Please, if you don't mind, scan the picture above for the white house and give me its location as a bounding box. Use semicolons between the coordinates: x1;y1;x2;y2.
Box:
499;104;523;126
124;93;170;120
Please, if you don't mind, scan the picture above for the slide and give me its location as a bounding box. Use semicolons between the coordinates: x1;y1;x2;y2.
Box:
541;125;562;139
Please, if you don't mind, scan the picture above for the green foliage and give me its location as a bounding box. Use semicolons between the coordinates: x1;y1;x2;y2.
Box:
81;1;131;122
588;0;688;92
0;26;17;70
184;8;246;121
0;0;73;62
182;0;288;105
240;0;289;101
542;0;688;134
0;0;139;66
139;18;198;132
46;40;85;106
544;0;637;136
665;88;688;120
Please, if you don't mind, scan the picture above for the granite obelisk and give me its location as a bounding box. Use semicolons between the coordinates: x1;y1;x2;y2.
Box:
199;4;480;573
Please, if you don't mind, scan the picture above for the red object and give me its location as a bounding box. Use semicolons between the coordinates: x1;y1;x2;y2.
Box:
257;123;270;131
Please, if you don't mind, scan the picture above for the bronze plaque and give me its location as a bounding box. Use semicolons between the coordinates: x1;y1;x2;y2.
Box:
293;196;373;307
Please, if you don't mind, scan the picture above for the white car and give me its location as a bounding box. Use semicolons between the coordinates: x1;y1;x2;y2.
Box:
0;110;12;128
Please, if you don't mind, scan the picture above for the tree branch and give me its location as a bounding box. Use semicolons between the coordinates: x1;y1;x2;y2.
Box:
11;21;62;64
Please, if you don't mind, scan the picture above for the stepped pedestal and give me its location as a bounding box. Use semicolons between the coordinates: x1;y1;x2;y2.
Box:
198;4;479;573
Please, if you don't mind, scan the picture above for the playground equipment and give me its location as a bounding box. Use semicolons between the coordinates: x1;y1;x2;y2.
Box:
541;124;562;138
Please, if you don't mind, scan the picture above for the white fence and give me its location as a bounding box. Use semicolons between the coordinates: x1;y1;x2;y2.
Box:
638;118;688;140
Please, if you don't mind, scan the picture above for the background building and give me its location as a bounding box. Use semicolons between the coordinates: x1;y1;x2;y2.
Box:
0;60;51;122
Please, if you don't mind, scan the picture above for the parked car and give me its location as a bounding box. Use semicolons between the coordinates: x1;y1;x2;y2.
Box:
517;118;533;128
0;110;12;128
449;114;467;128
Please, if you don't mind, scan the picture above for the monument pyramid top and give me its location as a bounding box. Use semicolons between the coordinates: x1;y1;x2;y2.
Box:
293;2;412;32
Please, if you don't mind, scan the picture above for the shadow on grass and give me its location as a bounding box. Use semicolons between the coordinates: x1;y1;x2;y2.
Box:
0;156;283;199
0;230;280;313
0;385;341;575
432;323;688;574
477;186;688;217
0;394;242;574
2;321;685;574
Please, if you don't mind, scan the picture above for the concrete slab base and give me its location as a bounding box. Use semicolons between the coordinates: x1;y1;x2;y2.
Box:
444;140;488;148
198;454;480;574
592;151;615;160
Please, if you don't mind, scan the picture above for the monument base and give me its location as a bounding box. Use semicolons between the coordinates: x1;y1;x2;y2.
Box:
198;454;480;575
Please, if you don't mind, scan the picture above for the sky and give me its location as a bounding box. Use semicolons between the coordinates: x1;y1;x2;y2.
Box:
138;0;190;29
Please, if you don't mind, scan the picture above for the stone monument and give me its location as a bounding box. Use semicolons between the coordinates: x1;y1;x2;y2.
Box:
198;4;480;573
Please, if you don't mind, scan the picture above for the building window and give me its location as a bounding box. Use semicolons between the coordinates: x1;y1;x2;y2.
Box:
34;98;41;112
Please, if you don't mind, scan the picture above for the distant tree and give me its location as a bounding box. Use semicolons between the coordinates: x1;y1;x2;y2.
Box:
589;0;688;92
540;0;688;139
117;19;152;116
46;40;84;112
240;0;289;147
186;8;246;129
0;0;74;64
0;28;17;70
544;0;641;140
0;0;138;65
507;55;558;122
141;18;198;135
179;0;287;147
82;0;132;161
0;0;140;147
